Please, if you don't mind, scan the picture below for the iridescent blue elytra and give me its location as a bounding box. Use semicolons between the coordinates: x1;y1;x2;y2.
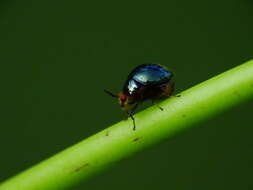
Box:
124;64;173;96
105;63;175;130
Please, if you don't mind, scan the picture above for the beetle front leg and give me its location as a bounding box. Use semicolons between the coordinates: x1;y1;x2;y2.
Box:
127;103;138;130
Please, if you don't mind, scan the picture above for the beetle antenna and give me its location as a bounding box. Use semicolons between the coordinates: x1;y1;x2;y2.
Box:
104;89;118;98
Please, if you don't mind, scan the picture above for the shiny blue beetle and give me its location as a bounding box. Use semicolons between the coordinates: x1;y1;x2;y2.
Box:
105;64;175;130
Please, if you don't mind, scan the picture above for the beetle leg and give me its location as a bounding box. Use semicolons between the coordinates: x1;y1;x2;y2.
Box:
127;103;138;130
152;100;164;111
125;111;136;130
130;103;138;114
129;113;136;131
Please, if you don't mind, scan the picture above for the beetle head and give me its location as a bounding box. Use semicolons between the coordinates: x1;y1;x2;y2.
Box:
104;89;132;111
118;93;131;111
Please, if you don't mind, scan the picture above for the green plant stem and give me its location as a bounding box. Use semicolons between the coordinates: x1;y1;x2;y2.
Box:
1;60;253;190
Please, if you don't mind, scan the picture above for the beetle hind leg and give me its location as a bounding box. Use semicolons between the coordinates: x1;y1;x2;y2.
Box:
151;100;164;111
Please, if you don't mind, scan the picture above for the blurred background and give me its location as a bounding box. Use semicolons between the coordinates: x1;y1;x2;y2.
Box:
0;0;253;189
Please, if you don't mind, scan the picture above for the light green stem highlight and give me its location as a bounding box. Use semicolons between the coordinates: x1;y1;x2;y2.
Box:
1;60;253;190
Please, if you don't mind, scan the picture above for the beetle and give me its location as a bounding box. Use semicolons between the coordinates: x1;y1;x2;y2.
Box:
105;63;175;130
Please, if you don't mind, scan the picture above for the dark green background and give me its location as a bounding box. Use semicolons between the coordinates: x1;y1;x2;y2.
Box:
0;0;252;189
